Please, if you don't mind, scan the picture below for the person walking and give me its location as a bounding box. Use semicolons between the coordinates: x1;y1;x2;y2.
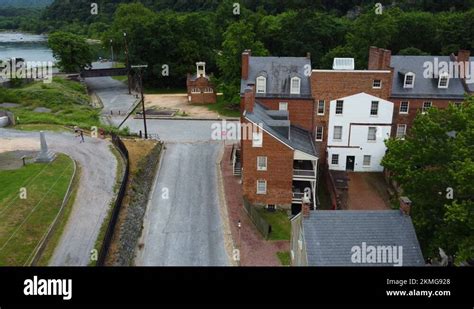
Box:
79;129;85;143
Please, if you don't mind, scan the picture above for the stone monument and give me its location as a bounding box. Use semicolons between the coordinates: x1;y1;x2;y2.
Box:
35;131;56;163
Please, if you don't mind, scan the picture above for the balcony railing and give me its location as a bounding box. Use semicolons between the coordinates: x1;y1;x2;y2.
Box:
293;169;316;179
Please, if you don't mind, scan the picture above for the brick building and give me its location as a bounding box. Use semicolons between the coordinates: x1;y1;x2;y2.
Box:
186;62;217;104
238;51;319;211
368;46;473;137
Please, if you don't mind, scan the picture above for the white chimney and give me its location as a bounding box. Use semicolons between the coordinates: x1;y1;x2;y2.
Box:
196;62;206;77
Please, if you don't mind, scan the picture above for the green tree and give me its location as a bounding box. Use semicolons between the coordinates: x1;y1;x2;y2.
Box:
397;47;429;56
382;99;474;263
48;32;93;72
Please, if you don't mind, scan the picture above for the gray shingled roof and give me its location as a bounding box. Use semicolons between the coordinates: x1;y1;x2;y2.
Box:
303;210;425;266
241;56;312;98
390;56;467;99
245;102;319;157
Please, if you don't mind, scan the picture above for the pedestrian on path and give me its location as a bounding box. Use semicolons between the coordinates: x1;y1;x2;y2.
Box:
80;129;85;143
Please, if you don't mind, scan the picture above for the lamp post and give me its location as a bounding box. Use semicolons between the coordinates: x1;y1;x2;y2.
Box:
237;219;241;266
110;39;114;64
123;32;131;94
131;65;148;139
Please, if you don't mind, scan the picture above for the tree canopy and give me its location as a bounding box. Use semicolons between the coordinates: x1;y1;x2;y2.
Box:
48;32;94;73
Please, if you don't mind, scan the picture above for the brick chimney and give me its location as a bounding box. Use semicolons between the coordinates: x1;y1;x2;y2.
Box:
244;84;255;113
368;46;392;70
457;49;471;63
242;50;251;80
399;196;412;216
302;202;311;218
456;50;471;91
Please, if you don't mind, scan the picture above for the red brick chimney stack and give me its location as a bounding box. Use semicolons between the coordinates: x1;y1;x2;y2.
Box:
244;84;255;113
302;201;311;218
242;50;251;80
368;46;392;70
399;196;412;216
457;49;471;63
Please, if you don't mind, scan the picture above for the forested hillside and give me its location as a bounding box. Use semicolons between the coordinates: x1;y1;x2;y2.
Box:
0;0;52;7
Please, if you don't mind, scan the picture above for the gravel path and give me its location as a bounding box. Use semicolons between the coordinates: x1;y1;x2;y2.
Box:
0;129;117;266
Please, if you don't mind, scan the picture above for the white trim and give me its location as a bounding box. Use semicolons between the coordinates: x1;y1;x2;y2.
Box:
256;76;266;93
257;156;267;171
372;79;382;89
317;100;325;115
290;77;301;94
399;101;409;114
315;126;324;141
396;124;407;139
403;72;415;88
438;72;449;88
312;69;392;73
279;102;288;111
256;180;267;194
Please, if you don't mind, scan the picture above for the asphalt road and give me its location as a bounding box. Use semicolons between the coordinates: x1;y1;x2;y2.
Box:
135;142;229;266
0;129;117;266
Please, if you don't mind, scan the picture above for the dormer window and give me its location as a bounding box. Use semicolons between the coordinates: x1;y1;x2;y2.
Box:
404;73;415;88
438;72;449;88
256;76;266;93
290;77;301;95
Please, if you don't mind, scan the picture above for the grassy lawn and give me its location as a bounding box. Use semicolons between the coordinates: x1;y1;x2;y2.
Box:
277;251;291;266
14;124;70;133
205;95;240;118
256;208;291;241
0;77;101;129
0;154;75;266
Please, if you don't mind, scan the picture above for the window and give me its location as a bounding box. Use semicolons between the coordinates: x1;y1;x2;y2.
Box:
370;101;379;116
252;132;263;147
404;73;415;88
396;124;407;139
400;101;409;114
373;79;382;89
438;72;449;88
290;77;301;94
257;156;267;171
335;100;344;115
256;76;266;93
279;102;288;111
316;126;323;141
317;100;325;115
191;88;200;93
203;87;213;93
363;155;371;166
368;127;377;141
422;101;432;114
257;180;267;194
331;154;339;165
333;126;342;140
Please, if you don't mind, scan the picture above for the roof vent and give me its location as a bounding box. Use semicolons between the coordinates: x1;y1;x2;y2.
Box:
333;58;355;70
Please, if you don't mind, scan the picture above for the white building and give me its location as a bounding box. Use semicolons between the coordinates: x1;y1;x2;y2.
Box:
326;92;393;172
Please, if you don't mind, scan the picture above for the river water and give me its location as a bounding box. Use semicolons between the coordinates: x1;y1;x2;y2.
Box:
0;31;55;63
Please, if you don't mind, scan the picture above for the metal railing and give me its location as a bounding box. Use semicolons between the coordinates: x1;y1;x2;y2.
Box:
293;169;316;178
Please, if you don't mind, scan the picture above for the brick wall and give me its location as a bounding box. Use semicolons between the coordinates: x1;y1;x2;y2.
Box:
241;119;294;208
391;97;459;136
311;70;392;162
257;98;314;132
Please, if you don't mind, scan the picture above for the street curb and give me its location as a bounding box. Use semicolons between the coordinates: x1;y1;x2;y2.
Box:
216;142;238;266
133;116;240;122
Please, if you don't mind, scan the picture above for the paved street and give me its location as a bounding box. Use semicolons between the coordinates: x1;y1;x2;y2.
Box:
135;142;229;266
0;129;117;266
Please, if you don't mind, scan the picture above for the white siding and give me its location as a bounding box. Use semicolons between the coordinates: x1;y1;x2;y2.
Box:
327;92;394;172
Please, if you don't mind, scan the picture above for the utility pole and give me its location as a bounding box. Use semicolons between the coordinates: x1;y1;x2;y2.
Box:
131;65;148;139
110;39;114;64
123;32;131;95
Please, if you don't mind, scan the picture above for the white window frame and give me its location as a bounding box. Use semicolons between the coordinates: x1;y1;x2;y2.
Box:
257;180;267;194
191;88;200;94
372;79;382;89
438;72;449;88
252;132;263;147
333;126;342;141
335;100;344;115
367;127;377;141
404;73;415;88
399;101;409;114
203;87;214;93
257;156;267;171
317;100;325;115
290;77;301;94
279;102;288;111
331;154;339;165
422;101;432;114
370;101;379;116
256;76;266;94
363;155;371;166
315;126;323;141
396;124;407;139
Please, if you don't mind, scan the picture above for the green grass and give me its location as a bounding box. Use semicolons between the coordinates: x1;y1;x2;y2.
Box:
256;208;291;241
0;154;75;266
205;95;240;118
14;124;69;133
0;77;101;129
277;251;291;266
